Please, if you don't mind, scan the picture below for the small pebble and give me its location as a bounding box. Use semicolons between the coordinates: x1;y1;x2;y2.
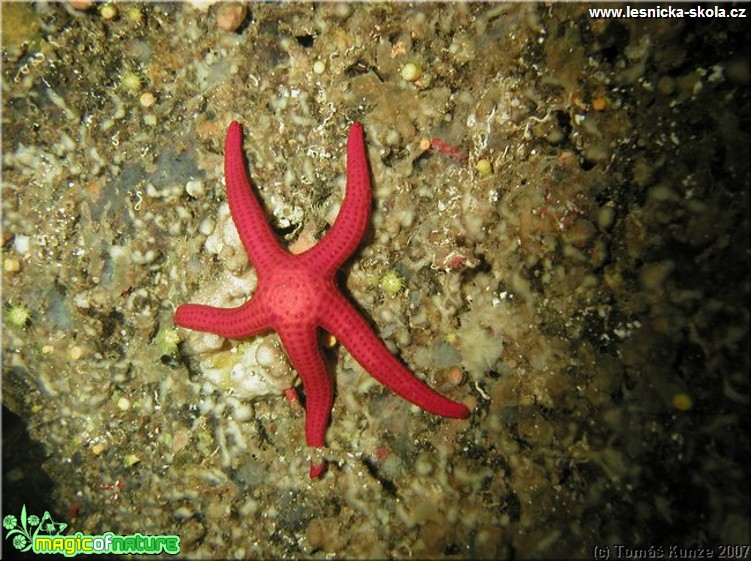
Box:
173;506;193;520
255;341;277;368
216;2;247;32
401;62;422;82
13;235;30;255
68;0;93;10
199;217;216;236
186;180;205;198
139;92;156;108
123;454;141;468
333;3;351;18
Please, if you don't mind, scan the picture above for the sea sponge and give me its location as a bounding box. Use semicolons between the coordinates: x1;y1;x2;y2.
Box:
456;292;509;381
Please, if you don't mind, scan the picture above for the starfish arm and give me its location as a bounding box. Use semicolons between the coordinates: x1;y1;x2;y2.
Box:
304;122;371;274
225;122;288;274
320;294;470;419
277;326;334;451
174;298;272;339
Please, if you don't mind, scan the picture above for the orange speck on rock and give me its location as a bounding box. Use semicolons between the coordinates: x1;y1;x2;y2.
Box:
284;387;300;405
321;332;338;349
68;0;93;10
85;179;104;203
431;137;467;163
448;366;464;385
672;392;693;411
68;499;81;520
374;447;390;460
390;41;407;58
139;91;156;108
592;97;608;111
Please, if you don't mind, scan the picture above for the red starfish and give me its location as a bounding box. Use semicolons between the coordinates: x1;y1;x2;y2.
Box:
175;121;470;477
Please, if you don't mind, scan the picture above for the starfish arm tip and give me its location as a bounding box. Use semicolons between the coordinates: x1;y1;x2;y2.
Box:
173;303;200;328
417;395;471;420
309;461;326;479
455;403;471;419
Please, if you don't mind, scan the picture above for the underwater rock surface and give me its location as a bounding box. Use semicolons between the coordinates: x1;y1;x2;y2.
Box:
2;2;748;558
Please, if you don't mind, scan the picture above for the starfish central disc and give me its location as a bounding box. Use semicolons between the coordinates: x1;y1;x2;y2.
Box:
264;268;326;327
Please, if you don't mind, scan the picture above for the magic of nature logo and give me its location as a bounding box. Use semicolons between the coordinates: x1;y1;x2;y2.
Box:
3;505;180;557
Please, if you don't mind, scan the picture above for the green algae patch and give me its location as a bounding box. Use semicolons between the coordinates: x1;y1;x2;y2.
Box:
2;3;43;53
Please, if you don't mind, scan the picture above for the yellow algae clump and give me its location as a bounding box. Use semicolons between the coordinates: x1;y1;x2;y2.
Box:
155;327;181;356
380;270;405;295
4;258;21;273
2;3;42;54
5;304;31;328
125;6;143;24
475;158;493;178
100;4;119;21
121;72;142;94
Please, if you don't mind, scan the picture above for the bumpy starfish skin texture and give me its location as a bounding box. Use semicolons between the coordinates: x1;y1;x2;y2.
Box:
175;121;470;477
